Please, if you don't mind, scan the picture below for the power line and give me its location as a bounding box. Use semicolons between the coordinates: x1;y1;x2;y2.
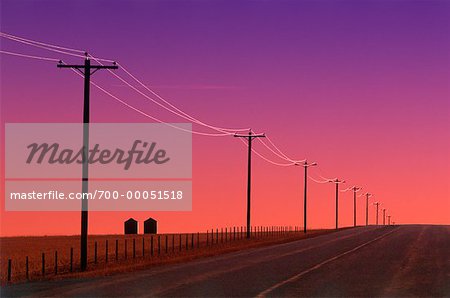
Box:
1;33;87;59
99;61;237;135
115;62;248;133
1;32;394;229
238;138;296;166
0;31;85;53
1;32;318;169
0;50;60;62
261;136;303;163
88;55;248;134
0;32;115;62
339;186;353;193
308;175;330;184
89;59;308;165
75;71;232;136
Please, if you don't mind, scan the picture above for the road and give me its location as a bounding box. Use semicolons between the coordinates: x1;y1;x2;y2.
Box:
2;225;449;297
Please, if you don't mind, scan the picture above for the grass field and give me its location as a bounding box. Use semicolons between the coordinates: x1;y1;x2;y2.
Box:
1;227;338;284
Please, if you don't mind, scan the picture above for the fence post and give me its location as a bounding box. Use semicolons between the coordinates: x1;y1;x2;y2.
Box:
94;242;98;264
216;229;219;244
211;229;214;244
221;228;223;243
165;235;168;254
179;234;182;251
7;259;11;282
70;248;73;272
172;234;175;253
151;236;154;256
54;251;58;275
225;228;227;242
185;234;188;250
26;256;29;280
42;253;45;276
206;230;209;246
115;240;119;261
125;239;128;259
197;232;200;248
133;238;136;259
106;240;109;262
158;235;161;255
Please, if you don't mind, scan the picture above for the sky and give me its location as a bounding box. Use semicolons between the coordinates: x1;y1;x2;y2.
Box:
1;0;449;236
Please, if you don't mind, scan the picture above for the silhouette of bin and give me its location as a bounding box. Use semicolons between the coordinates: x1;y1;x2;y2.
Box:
124;218;138;234
144;218;157;234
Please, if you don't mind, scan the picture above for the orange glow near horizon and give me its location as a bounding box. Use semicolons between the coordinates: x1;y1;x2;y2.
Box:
1;0;449;236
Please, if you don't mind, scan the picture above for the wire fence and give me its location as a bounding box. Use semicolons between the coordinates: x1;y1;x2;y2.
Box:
2;226;305;284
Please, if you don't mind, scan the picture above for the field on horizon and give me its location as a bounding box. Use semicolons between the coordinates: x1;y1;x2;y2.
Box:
0;227;337;284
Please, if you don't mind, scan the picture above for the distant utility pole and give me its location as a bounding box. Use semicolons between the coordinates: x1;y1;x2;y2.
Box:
57;54;118;271
383;208;386;225
296;161;317;233
388;215;391;225
329;178;345;230
351;186;361;227
365;193;372;226
234;129;265;239
374;202;380;225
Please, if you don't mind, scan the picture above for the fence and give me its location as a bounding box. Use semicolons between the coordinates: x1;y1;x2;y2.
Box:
3;226;303;283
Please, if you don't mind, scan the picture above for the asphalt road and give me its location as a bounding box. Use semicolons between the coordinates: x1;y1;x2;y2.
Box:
2;225;449;297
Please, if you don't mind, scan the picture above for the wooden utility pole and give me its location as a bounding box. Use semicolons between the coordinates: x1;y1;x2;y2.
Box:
383;208;386;225
365;193;372;226
296;161;317;233
329;178;345;230
57;55;118;271
234;130;265;238
374;202;380;225
351;186;361;227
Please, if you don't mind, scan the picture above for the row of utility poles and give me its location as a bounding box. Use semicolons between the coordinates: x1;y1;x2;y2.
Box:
237;130;393;238
60;55;393;272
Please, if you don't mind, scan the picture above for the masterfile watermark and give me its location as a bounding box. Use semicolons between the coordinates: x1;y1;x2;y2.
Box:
5;123;192;211
26;140;170;170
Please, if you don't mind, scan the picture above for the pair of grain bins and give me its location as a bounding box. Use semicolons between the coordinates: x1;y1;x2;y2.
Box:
124;218;157;234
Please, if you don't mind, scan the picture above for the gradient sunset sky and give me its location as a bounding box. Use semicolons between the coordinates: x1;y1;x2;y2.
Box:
1;0;449;236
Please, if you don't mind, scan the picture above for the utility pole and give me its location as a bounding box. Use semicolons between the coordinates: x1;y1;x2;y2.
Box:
388;215;391;225
383;208;386;225
329;178;345;230
374;202;380;225
234;129;265;239
57;55;118;271
365;193;372;226
351;186;361;227
295;161;317;234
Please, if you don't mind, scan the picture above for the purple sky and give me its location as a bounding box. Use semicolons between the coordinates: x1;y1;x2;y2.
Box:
1;0;449;235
